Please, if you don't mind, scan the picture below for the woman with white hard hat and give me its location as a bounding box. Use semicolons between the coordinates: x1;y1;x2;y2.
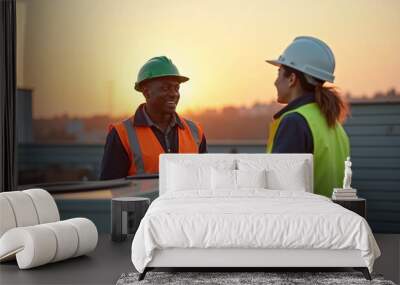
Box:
266;36;350;198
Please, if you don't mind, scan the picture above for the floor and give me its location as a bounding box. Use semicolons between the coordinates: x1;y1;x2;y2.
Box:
1;234;398;285
373;234;400;284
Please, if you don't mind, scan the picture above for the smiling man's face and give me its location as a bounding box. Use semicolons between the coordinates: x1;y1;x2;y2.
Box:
142;77;181;115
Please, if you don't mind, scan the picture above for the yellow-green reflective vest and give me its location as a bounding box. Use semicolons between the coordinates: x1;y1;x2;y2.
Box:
267;102;350;197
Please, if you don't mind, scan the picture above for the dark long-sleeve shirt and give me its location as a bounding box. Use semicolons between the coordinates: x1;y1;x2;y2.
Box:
271;93;315;153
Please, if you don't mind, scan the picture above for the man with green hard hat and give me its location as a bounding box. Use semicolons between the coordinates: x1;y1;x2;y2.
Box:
100;56;207;179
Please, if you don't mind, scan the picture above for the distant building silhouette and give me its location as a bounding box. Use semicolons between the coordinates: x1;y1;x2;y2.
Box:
30;89;400;143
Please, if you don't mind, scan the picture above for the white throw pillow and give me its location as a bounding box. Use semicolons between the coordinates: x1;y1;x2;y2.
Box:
211;168;237;191
236;169;267;189
266;161;307;191
238;158;309;191
167;162;212;191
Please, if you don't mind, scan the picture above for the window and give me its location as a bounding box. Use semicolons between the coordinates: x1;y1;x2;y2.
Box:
16;1;400;233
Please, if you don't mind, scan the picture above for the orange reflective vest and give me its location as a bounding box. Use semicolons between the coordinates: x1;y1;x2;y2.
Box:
110;115;203;176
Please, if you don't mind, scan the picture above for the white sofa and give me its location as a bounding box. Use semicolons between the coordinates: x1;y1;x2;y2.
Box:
0;188;98;269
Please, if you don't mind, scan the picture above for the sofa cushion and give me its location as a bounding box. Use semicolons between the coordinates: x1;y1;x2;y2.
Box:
1;191;39;227
0;189;60;237
23;189;60;224
0;196;17;237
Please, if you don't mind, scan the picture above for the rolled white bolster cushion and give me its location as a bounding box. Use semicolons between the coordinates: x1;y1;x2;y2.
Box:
65;218;98;257
1;192;39;227
0;195;17;237
42;221;79;263
0;226;57;269
0;218;98;269
23;189;60;224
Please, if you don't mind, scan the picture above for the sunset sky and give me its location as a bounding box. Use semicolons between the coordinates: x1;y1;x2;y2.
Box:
17;0;400;118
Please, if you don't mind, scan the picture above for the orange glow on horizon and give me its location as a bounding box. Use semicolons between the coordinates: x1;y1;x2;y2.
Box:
16;0;400;118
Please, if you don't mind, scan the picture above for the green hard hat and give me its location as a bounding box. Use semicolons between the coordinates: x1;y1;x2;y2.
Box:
134;56;189;91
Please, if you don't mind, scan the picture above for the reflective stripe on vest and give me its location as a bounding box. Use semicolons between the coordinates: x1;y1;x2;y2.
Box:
184;119;200;146
123;119;145;174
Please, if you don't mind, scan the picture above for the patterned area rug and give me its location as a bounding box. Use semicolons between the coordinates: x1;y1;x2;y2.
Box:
116;271;396;285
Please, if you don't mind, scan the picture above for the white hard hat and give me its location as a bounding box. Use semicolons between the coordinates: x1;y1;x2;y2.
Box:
266;36;336;84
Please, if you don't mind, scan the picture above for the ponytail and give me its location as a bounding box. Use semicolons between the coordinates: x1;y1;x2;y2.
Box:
282;66;349;128
315;84;349;127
